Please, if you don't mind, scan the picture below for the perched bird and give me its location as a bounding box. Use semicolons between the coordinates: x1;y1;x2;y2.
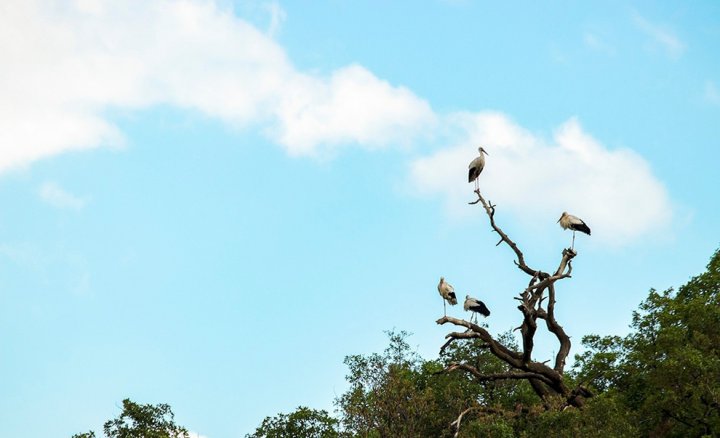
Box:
437;277;458;316
468;147;489;191
464;295;490;323
557;211;591;250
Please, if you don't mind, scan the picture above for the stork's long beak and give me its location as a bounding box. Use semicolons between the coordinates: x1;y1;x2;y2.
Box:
557;218;561;223
482;149;489;155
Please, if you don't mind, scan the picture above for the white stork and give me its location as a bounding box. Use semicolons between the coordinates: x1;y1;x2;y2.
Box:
437;277;458;316
468;147;488;191
558;211;591;250
464;295;490;323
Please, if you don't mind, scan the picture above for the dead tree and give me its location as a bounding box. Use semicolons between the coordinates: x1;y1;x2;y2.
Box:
436;189;593;418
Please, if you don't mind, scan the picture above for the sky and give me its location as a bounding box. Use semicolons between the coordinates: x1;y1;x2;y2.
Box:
0;0;719;436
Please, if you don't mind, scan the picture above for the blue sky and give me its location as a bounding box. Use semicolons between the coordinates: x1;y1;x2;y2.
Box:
0;1;719;436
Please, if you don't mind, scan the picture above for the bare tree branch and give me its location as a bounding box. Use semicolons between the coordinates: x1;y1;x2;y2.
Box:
439;329;488;355
546;283;572;373
450;405;510;438
440;362;556;386
450;406;475;438
437;316;523;364
470;189;540;277
439;187;592;427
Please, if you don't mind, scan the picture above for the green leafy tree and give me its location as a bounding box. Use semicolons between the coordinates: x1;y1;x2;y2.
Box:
572;334;624;393
619;249;720;437
103;399;189;438
245;406;339;438
72;399;189;438
575;248;720;437
518;393;638;438
335;330;540;437
336;330;442;437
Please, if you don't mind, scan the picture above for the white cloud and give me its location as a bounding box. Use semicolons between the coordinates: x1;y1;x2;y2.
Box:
187;432;208;438
704;81;720;105
274;64;435;155
38;181;87;210
408;113;672;246
632;12;685;59
1;1;671;244
0;0;434;172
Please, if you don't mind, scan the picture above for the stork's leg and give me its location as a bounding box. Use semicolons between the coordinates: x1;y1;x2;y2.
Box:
572;231;576;250
443;300;447;317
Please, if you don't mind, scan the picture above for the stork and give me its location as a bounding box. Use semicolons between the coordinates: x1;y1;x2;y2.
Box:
558;211;591;250
437;277;458;316
464;295;490;323
468;147;488;191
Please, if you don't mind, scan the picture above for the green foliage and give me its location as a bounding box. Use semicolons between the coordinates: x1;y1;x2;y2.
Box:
333;329;540;437
577;248;720;437
245;406;339;438
336;330;447;437
459;416;515;438
618;249;720;437
518;393;638;437
572;334;624;392
103;399;189;438
72;399;189;438
439;330;537;410
432;391;638;438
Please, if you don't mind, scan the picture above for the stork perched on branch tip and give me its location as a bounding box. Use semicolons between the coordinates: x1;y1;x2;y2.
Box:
558;211;591;250
468;147;488;192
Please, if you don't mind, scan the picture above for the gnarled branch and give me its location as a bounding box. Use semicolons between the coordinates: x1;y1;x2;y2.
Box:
441;188;591;425
440;362;556;386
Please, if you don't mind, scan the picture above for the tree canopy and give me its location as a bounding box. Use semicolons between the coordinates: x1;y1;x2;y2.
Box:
246;406;339;438
76;248;720;437
73;399;189;438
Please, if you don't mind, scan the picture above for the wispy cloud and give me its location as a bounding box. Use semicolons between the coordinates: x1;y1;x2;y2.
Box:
632;11;685;59
704;81;720;105
38;182;87;210
0;241;92;295
583;32;616;56
264;0;286;38
407;113;672;246
0;0;433;172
